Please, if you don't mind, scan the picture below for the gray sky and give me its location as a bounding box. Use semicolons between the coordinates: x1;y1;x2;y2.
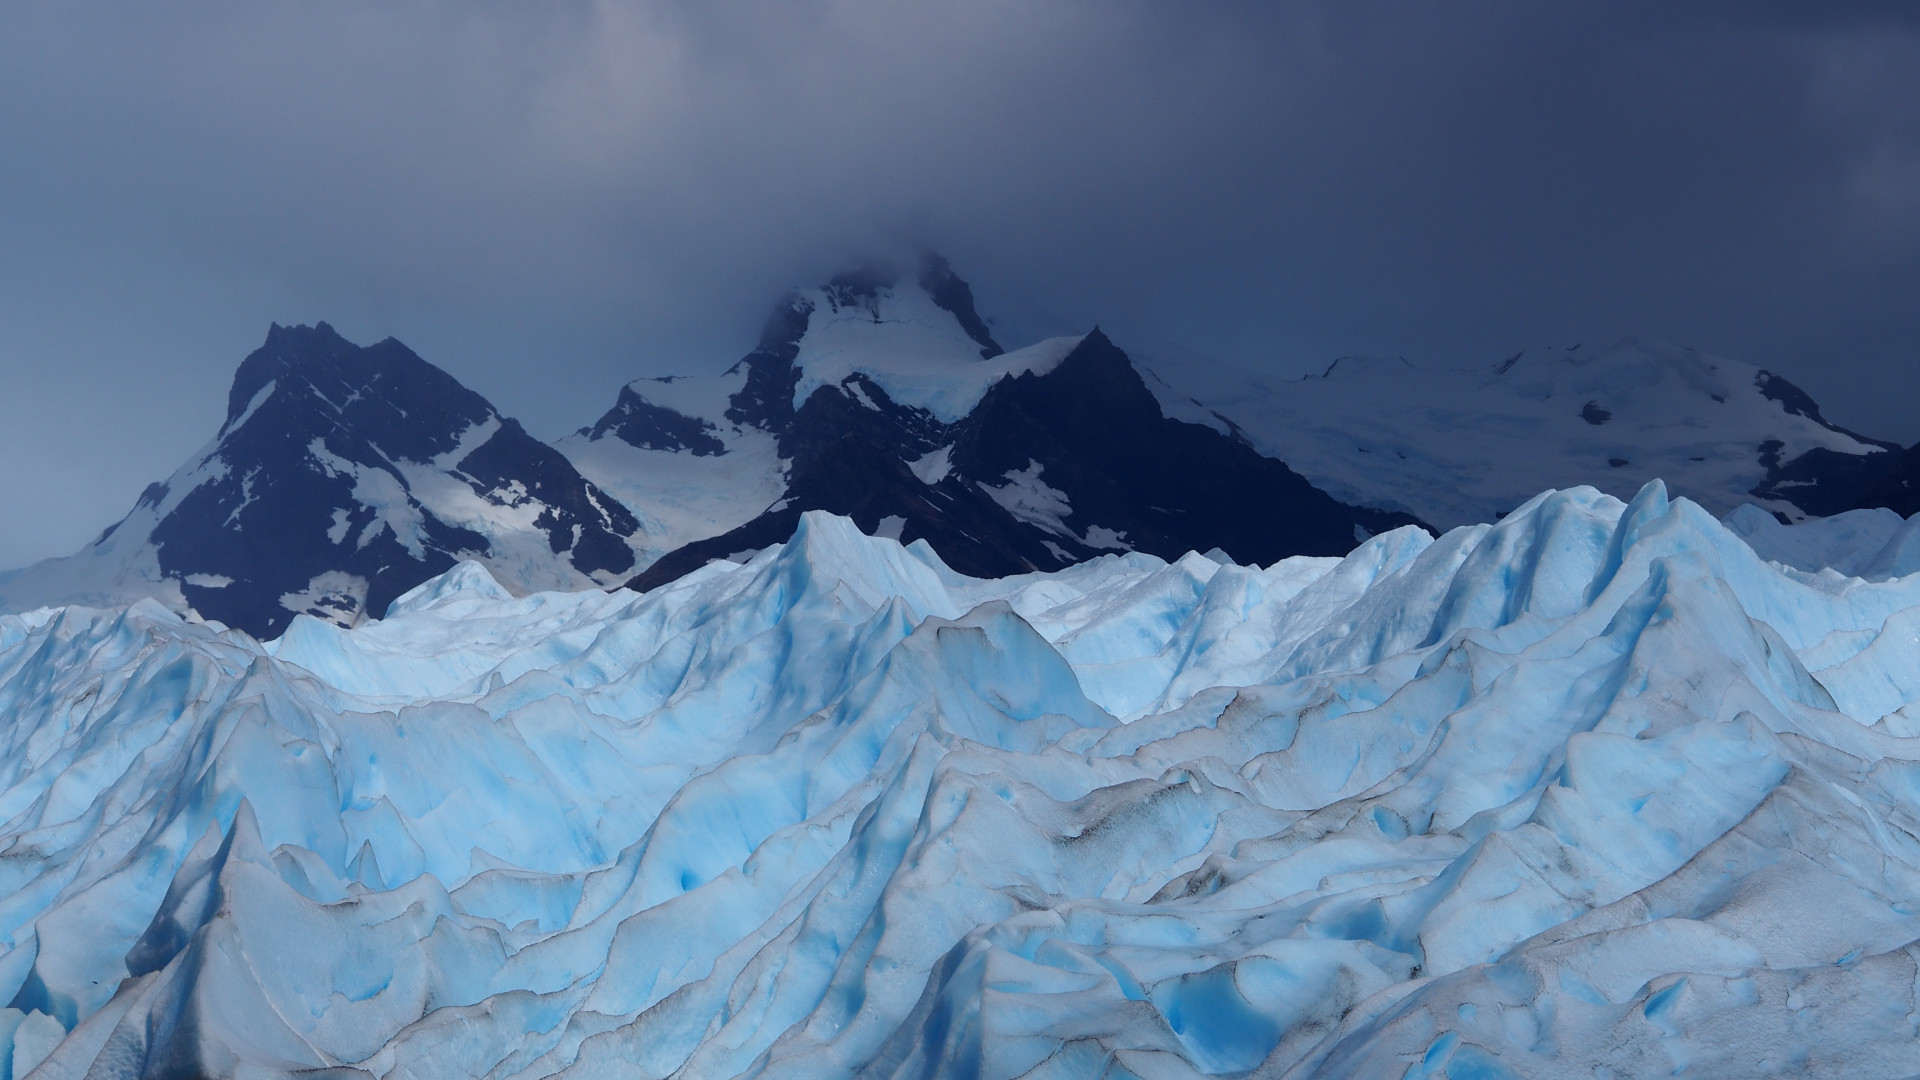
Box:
3;1;1918;569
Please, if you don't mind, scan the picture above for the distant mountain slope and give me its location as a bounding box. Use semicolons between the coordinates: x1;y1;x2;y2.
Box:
1747;433;1920;520
556;256;1073;567
9;259;1912;637
559;256;1419;589
1137;340;1896;530
0;323;643;636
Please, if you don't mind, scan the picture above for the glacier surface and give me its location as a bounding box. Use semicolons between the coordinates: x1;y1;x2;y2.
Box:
3;486;1920;1077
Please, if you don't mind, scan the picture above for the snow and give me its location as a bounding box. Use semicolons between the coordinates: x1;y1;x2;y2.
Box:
1137;339;1889;529
0;374;644;629
558;420;788;570
9;487;1920;1075
978;462;1132;552
219;467;261;527
555;365;792;570
908;444;953;485
307;427;627;597
979;459;1074;537
788;280;1083;422
308;437;432;558
619;366;745;423
278;569;371;624
429;416;503;469
219;378;276;438
556;282;1083;577
395;461;594;595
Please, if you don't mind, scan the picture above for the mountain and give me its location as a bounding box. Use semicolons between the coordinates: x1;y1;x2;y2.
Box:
1748;432;1920;519
7;258;1914;642
10;490;1920;1075
1138;339;1899;530
0;323;643;637
559;255;1421;590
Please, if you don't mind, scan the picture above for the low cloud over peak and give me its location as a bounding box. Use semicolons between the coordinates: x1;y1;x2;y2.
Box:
2;1;1918;567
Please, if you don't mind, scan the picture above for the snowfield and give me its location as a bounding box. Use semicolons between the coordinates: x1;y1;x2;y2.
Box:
5;485;1920;1077
1137;340;1889;530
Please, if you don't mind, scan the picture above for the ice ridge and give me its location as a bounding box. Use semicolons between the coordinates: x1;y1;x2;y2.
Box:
3;489;1920;1076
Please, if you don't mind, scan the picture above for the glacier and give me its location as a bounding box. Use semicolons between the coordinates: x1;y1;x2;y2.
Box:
3;484;1920;1077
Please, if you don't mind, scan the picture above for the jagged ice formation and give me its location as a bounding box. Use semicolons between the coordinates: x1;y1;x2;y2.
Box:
3;484;1920;1077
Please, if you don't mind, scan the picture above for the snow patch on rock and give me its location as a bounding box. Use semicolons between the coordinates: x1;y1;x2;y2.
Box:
789;281;1083;422
980;459;1073;536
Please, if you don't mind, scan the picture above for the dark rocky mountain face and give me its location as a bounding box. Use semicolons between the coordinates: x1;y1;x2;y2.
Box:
915;252;1003;358
20;255;1920;641
624;313;1423;591
18;254;1920;643
154;326;482;633
1853;446;1920;517
87;323;641;637
723;295;811;433
586;384;728;455
1738;370;1908;519
1755;439;1920;519
948;331;1417;559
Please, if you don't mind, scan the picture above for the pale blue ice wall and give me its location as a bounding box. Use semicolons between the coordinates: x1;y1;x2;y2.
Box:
4;489;1920;1077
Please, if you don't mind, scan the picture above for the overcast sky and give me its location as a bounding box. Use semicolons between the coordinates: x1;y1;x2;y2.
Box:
2;1;1918;568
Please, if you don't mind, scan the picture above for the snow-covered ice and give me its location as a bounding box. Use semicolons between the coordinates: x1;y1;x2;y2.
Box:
1137;340;1888;530
4;485;1920;1077
1724;502;1920;582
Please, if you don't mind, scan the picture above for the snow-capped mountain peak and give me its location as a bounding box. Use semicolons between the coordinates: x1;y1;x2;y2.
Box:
15;260;1913;648
783;258;1046;423
561;257;1419;586
221;321;496;460
0;324;645;637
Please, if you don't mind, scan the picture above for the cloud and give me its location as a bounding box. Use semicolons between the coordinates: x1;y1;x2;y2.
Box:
1;1;1918;566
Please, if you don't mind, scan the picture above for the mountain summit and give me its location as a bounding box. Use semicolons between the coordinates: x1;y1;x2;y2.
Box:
559;254;1421;588
8;257;1918;637
0;323;642;636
